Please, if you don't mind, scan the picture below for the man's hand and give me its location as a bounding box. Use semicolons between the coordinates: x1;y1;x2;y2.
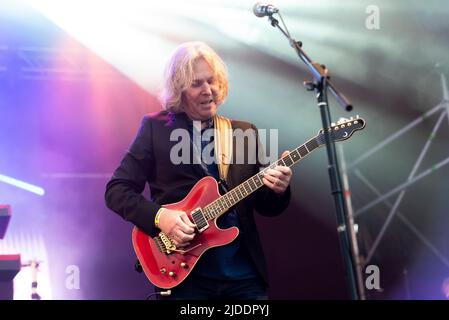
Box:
262;150;293;194
158;209;196;247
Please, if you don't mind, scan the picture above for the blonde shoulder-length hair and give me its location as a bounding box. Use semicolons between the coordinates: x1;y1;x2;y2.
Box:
160;41;229;113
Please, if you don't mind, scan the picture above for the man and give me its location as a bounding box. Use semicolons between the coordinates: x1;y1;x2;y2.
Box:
105;41;292;299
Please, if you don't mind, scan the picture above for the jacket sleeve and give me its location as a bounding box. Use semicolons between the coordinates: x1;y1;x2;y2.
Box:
250;124;291;217
105;116;161;236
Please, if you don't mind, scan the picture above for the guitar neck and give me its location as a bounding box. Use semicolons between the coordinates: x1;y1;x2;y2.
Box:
203;136;321;220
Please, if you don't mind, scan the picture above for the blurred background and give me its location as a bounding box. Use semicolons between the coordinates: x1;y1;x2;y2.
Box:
0;0;448;299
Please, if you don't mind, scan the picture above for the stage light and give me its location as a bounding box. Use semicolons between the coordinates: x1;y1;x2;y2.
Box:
0;174;45;196
442;277;449;299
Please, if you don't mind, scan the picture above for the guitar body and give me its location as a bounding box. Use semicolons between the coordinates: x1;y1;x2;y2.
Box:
132;176;239;289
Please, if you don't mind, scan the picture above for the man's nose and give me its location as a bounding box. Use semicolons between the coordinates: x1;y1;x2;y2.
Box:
201;82;213;95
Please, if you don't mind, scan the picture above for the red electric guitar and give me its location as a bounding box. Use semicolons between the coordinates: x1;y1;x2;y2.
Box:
132;117;366;289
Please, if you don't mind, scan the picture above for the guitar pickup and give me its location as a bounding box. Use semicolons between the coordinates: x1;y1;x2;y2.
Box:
191;208;209;233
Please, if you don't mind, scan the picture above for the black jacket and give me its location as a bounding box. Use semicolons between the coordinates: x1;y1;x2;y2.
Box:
105;111;290;285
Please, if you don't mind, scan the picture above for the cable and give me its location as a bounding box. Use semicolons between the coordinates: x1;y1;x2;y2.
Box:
145;290;172;300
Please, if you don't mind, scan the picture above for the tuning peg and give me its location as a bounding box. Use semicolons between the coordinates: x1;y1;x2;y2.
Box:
337;118;347;125
331;122;336;127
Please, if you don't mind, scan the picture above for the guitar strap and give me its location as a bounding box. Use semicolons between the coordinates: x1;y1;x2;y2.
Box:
213;115;233;183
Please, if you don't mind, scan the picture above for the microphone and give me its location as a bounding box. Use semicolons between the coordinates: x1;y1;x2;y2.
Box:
253;2;279;17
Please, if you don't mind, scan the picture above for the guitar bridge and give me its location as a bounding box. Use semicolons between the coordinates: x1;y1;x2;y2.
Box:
154;232;176;254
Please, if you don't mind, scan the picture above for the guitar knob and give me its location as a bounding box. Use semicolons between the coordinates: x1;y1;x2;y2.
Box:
180;262;189;269
169;271;176;277
160;268;166;274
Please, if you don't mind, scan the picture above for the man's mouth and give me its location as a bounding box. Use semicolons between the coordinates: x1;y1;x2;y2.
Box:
200;99;214;106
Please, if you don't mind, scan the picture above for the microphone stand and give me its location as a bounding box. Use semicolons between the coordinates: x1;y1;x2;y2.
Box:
265;14;360;299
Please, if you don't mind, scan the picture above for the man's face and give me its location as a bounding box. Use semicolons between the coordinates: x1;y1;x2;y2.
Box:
182;58;219;121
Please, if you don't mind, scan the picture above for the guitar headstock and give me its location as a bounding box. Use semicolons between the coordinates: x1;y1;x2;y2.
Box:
316;116;366;146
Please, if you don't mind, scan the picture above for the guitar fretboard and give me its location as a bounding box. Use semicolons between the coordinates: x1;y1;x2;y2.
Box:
202;137;320;220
